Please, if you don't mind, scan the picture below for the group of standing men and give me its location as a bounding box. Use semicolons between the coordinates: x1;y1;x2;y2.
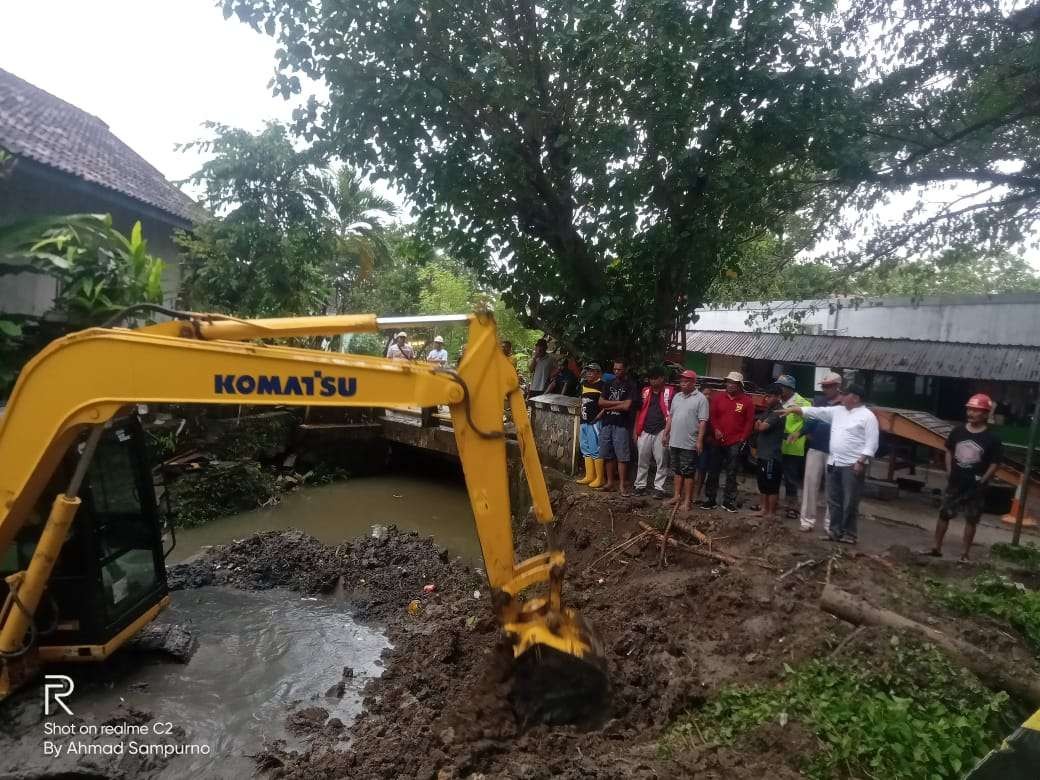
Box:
572;362;1003;559
386;331;450;366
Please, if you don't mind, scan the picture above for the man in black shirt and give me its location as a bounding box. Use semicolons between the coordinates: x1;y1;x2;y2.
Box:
598;359;640;496
576;363;605;487
928;394;1002;562
634;366;674;498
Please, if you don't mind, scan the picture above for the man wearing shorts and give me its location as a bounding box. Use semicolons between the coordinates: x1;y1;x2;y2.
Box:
598;359;639;496
665;370;709;511
576;363;605;488
928;394;1002;562
753;385;785;519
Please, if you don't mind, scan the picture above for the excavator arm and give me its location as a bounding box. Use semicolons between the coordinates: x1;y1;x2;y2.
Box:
0;311;605;713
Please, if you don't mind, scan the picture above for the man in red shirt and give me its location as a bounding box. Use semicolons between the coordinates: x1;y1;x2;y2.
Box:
699;371;756;512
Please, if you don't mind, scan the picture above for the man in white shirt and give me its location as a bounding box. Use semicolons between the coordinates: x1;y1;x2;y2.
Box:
386;331;414;361
426;335;449;367
780;383;879;545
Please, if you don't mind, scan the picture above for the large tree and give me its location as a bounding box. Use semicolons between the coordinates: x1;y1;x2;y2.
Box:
176;122;400;317
824;0;1040;264
221;0;862;357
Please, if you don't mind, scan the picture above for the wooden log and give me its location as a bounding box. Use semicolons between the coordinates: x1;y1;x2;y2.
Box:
670;515;710;544
820;584;1040;707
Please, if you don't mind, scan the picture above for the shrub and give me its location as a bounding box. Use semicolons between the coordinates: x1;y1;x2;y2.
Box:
660;640;1011;780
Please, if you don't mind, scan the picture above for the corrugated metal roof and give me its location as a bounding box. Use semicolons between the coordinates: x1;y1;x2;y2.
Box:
685;330;1040;382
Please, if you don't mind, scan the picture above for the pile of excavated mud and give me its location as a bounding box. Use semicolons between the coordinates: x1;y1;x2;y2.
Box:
171;490;1035;779
168;527;482;623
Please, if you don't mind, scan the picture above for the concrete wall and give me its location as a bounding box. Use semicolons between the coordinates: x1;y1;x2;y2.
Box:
707;353;743;378
0;164;185;316
694;294;1040;346
528;394;580;475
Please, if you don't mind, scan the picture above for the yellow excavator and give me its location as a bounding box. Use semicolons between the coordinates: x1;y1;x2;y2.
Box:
0;307;606;720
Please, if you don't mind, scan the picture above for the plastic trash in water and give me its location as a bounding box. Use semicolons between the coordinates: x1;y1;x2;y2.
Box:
407;599;422;615
423;583;436;593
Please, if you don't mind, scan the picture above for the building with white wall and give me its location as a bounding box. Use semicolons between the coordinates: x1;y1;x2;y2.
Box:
685;294;1040;447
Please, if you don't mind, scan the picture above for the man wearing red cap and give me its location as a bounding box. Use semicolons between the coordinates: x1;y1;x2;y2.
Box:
700;371;756;512
665;370;709;511
928;394;1002;562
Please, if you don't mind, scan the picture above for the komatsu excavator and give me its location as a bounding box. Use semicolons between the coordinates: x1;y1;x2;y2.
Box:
0;307;606;719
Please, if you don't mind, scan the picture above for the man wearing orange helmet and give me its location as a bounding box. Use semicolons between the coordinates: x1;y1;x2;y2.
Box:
928;393;1002;562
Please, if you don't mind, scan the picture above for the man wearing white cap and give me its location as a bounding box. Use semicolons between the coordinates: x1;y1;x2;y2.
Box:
799;372;844;532
426;335;449;367
386;331;414;360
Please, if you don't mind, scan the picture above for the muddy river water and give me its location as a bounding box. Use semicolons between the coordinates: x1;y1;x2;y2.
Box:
170;474;482;564
1;475;481;778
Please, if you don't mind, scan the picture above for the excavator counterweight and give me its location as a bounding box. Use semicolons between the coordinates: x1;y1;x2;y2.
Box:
0;309;607;719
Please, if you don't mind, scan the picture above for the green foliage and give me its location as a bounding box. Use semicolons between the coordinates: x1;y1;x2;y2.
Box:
709;246;1040;316
340;236;540;360
208;414;295;461
221;0;865;359
831;0;1040;265
930;574;1040;655
175;123;340;316
661;641;1011;779
166;461;276;528
145;429;178;465
990;542;1040;571
0;214;164;315
222;0;1040;355
0;214;165;395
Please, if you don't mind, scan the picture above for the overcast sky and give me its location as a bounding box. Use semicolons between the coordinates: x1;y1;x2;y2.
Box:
1;0;308;184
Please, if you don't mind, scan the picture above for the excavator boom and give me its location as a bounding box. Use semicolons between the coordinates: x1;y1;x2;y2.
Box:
0;310;605;717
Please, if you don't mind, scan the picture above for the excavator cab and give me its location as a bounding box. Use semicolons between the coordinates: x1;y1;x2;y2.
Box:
0;416;169;685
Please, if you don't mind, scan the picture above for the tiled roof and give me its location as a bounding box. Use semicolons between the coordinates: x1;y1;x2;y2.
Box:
0;67;200;224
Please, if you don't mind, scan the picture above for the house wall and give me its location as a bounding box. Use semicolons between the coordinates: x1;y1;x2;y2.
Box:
0;165;185;316
695;294;1040;347
706;353;743;378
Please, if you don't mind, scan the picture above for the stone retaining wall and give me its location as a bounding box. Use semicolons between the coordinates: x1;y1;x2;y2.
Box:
528;394;580;475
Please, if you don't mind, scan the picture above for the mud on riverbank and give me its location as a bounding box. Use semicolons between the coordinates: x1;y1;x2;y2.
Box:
170;485;1037;779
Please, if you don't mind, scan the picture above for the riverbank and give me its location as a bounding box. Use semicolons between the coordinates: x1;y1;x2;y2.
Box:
168;483;1039;778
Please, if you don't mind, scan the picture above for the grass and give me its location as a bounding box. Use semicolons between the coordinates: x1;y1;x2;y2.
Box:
930;572;1040;656
990;541;1040;570
659;640;1011;780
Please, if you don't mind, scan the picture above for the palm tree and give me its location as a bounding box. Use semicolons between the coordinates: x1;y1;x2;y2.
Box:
318;168;403;317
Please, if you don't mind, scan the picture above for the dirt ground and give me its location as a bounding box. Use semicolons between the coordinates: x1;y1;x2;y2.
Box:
166;478;1040;780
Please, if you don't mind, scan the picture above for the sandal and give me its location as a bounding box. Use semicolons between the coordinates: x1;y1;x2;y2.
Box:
838;535;858;545
922;549;942;558
785;509;799;520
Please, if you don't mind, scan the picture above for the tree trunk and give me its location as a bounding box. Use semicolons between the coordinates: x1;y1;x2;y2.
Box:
819;585;1040;706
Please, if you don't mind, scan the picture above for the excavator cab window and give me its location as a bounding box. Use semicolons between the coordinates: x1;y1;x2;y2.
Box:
88;426;165;626
1;416;168;647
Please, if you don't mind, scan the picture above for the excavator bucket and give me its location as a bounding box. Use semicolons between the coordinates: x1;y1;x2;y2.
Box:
493;553;608;725
509;612;608;726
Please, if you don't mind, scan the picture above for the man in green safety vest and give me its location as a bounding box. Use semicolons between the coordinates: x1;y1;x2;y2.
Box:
775;374;810;520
